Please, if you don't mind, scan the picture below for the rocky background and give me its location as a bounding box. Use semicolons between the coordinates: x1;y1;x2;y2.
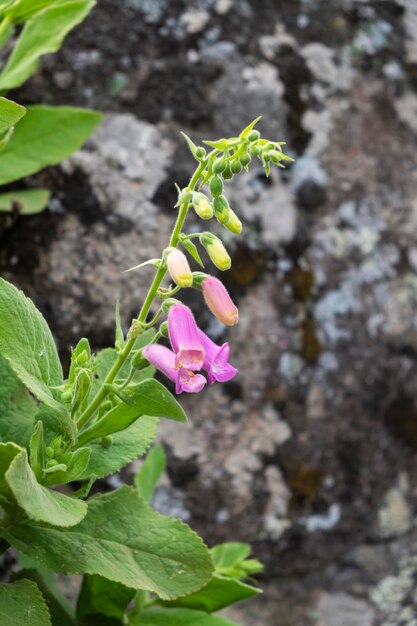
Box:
1;0;417;624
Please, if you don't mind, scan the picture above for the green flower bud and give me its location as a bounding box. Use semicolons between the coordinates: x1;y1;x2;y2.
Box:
101;435;113;448
247;129;260;142
213;158;226;174
210;175;224;198
45;447;54;458
250;144;261;157
101;399;113;413
46;459;59;468
76;350;89;367
192;192;214;219
201;234;231;271
269;150;283;165
195;146;206;159
61;390;73;404
159;320;169;338
225;208;243;234
222;162;233;180
231;159;242;174
214;195;230;225
240;151;251;167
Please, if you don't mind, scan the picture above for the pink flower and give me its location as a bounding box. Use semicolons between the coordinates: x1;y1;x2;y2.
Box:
142;344;206;394
168;303;205;370
202;276;239;326
197;329;238;384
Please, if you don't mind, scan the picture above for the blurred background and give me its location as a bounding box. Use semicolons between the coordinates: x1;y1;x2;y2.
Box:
1;0;417;624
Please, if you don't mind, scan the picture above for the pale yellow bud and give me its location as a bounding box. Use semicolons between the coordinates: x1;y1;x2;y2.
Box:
192;192;214;220
201;235;231;271
167;249;193;287
224;208;242;234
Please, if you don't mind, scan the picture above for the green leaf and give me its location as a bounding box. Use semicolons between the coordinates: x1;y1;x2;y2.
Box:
0;278;68;419
0;354;37;448
0;579;51;626
5;0;78;22
79;415;159;479
0;105;102;186
0;0;96;90
43;446;91;486
79;379;186;445
0;442;21;497
77;575;135;620
0;96;26;134
179;235;204;268
134;444;166;504
161;575;260;613
114;300;124;351
0;189;50;215
29;421;45;481
130;609;237;626
4;487;214;600
210;543;251;570
5;448;87;526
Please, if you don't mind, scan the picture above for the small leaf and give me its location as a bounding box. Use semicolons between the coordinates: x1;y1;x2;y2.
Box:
29;421;45;481
77;575;135;620
42;446;91;486
179;235;204;268
4;487;214;600
0;354;38;448
124;258;161;273
180;131;199;159
0;189;50;215
134;444;166;504
239;116;262;139
0;0;96;90
0;96;26;134
0;105;102;186
5;448;87;526
0;579;51;626
202;138;228;150
114;300;124;351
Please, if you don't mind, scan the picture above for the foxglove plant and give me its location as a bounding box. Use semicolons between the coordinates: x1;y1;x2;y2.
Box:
0;118;292;624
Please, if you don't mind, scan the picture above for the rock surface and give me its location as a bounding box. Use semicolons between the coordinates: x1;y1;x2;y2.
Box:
2;0;417;623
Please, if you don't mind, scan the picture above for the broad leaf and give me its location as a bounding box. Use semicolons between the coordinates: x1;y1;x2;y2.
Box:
134;444;166;504
4;487;213;600
4;0;79;22
161;574;260;613
79;415;159;479
0;189;50;215
0;0;96;90
0;355;37;448
78;379;186;445
0;96;25;134
0;105;102;186
77;575;135;620
43;446;91;486
130;609;237;626
5;448;87;526
0;278;67;418
0;442;21;496
0;579;51;626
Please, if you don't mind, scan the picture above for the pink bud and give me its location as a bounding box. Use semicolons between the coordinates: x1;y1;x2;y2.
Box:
167;249;193;288
202;276;239;326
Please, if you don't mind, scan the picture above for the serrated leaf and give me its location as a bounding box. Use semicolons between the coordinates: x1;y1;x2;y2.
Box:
0;579;51;626
0;0;96;90
0;105;102;186
4;487;214;600
0;96;26;134
79;415;159;479
0;278;69;421
130;608;237;626
0;189;50;215
161;574;260;613
5;448;87;526
0;354;37;448
77;575;135;620
134;444;166;504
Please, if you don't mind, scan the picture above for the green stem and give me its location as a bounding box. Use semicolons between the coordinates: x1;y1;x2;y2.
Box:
76;159;207;432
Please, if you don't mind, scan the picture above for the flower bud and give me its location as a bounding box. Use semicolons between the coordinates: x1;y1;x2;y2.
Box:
222;162;233;180
247;129;260;142
250;144;261;157
201;234;231;271
195;146;206;159
192;192;213;219
202;276;239;326
132;350;150;370
167;249;193;288
240;151;251;167
213;195;230;225
210;175;223;198
231;159;242;174
225;209;242;234
213;158;226;174
159;320;169;338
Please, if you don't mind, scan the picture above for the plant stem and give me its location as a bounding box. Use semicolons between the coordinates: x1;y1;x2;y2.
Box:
76;160;207;432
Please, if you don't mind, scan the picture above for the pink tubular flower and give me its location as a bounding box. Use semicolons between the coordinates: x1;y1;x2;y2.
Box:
142;344;206;394
202;276;239;326
168;303;205;370
197;329;238;384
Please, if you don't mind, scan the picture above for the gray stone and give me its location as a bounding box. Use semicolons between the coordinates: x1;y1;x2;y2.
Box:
316;592;375;626
291;154;328;209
